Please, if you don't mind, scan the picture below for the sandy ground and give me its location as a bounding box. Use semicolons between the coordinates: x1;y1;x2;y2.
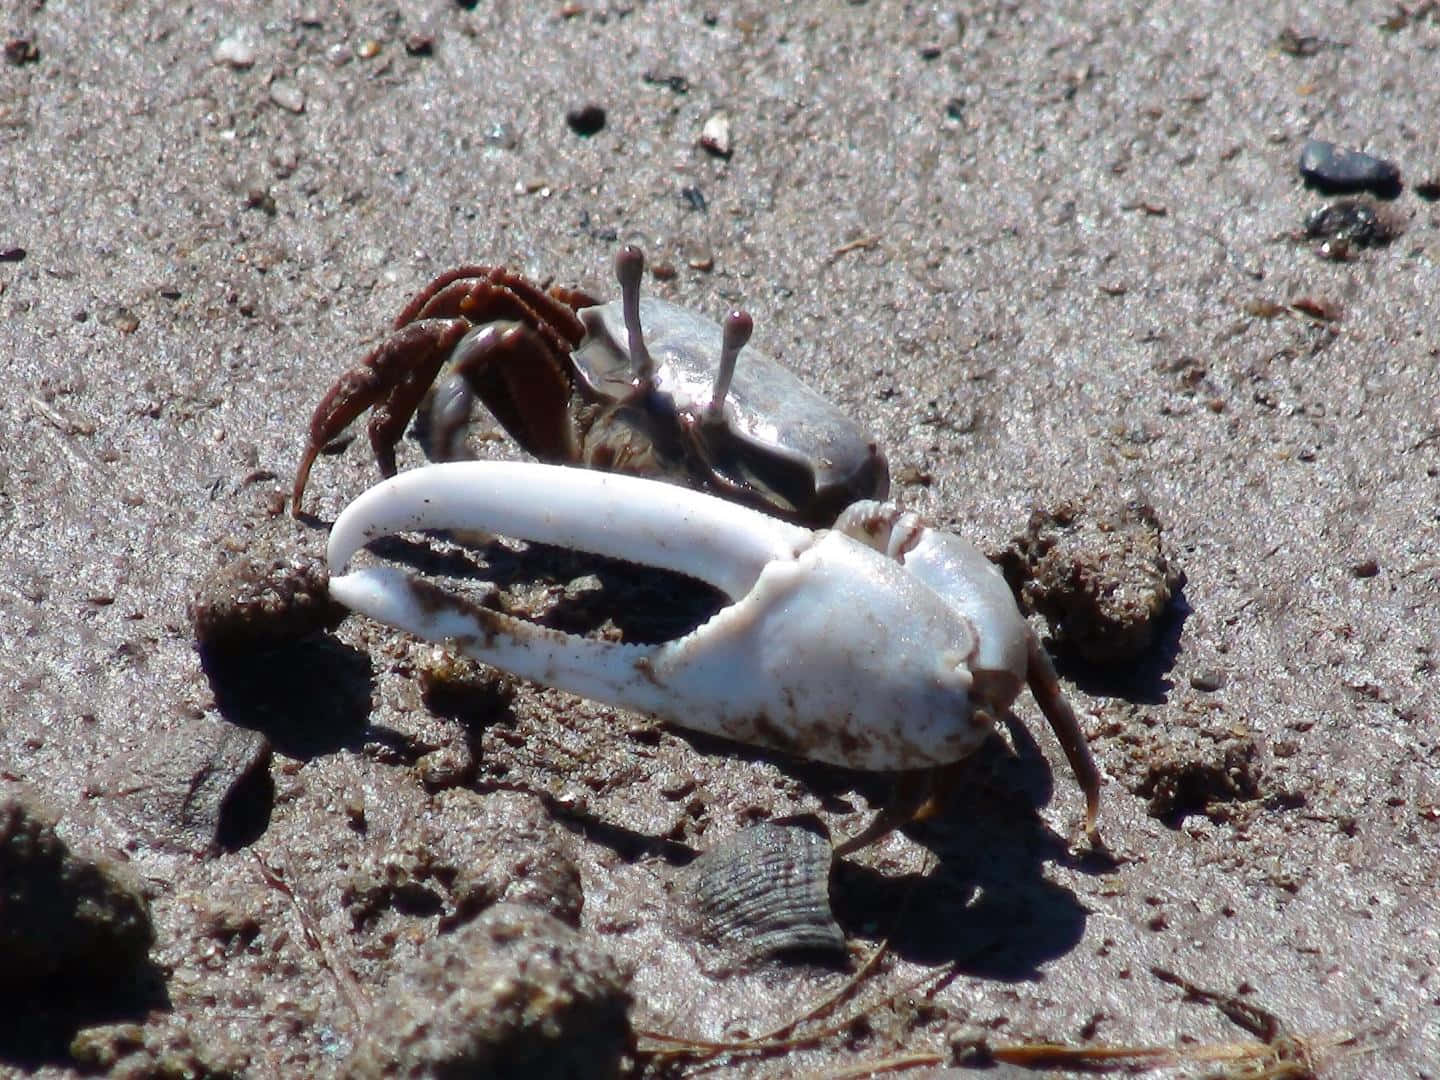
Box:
2;1;1438;1077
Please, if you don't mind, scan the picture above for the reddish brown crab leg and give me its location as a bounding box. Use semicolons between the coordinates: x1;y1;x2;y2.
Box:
293;319;469;514
292;268;593;516
1026;634;1102;842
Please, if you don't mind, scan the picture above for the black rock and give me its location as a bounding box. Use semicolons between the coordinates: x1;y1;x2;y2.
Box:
1298;139;1401;198
566;104;606;137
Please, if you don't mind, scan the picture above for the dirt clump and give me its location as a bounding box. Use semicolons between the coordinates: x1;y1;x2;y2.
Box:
1000;498;1182;665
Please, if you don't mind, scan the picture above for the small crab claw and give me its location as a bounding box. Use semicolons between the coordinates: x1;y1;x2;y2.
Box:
834;501;1103;838
328;461;1003;773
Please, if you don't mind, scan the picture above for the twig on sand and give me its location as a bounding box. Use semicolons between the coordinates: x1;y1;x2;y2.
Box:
253;848;369;1028
968;966;1378;1079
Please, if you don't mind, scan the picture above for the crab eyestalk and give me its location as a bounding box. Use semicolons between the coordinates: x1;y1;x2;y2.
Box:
615;245;655;387
704;310;753;424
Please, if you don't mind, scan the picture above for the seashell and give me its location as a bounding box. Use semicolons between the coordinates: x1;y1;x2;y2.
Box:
679;817;845;964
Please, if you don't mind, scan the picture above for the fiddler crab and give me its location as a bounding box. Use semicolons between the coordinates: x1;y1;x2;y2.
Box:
293;246;889;527
297;248;1102;851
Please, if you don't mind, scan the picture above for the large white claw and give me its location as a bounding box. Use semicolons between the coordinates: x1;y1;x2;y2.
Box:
328;461;999;772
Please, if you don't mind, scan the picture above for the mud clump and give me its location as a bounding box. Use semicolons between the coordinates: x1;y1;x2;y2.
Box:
341;789;585;933
1133;738;1264;825
70;1019;248;1078
341;903;632;1079
0;790;155;990
1000;499;1182;665
189;548;342;653
0;789;161;1062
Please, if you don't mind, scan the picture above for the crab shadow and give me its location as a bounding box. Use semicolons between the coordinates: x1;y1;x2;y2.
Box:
829;779;1097;978
0;963;171;1068
666;715;1105;977
1050;585;1192;706
198;634;378;760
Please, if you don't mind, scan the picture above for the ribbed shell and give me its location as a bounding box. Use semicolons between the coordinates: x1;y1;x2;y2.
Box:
684;818;844;961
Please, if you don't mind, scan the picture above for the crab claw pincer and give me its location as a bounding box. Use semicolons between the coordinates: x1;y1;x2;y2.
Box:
330;462;1020;775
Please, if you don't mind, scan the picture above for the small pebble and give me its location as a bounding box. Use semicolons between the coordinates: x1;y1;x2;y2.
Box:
1290;296;1339;322
4;38;40;65
566;104;606;137
684;243;714;272
1349;558;1379;579
699;112;732;158
1303;199;1397;249
643;71;690;94
0;247;26;262
357;39;382;60
1189;670;1228;693
244;187;277;215
484;122;517;150
269;79;305;114
1298;139;1401;197
104;307;140;334
894;464;933;487
213;28;258;69
1273;28;1327;57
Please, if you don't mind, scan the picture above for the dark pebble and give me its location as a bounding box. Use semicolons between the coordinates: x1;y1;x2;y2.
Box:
0;246;25;262
1189;669;1228;692
87;715;273;856
680;185;707;212
1274;28;1322;57
1304;200;1397;248
643;71;690;94
4;38;40;65
1415;178;1440;201
566;104;606;137
1298;139;1401;198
